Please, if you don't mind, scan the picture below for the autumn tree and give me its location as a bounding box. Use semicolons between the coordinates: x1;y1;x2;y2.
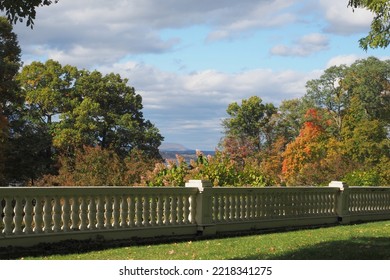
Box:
301;57;390;185
281;109;328;185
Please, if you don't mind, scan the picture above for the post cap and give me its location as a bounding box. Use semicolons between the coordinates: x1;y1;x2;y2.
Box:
329;181;349;190
185;180;212;191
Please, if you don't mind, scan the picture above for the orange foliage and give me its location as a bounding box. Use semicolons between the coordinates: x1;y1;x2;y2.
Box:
281;109;326;185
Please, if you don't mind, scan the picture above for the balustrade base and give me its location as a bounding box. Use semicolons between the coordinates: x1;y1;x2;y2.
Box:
0;225;198;248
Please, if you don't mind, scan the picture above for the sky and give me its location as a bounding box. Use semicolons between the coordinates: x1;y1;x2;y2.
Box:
6;0;390;151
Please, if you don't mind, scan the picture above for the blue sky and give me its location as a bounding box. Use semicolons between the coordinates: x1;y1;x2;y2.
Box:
7;0;389;150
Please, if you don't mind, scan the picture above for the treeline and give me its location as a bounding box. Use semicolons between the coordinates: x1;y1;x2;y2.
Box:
1;17;389;187
0;18;163;186
148;57;390;187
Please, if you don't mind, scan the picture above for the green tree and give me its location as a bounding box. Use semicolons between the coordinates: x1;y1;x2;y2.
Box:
348;0;390;50
342;57;390;123
222;96;277;153
17;59;78;125
0;16;21;106
0;0;58;26
12;60;78;184
274;98;308;142
0;16;21;184
53;70;163;159
304;65;349;138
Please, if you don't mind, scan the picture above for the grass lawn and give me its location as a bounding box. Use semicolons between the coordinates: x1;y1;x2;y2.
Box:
4;220;390;260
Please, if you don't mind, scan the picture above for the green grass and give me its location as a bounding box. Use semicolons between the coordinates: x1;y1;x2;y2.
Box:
5;221;390;260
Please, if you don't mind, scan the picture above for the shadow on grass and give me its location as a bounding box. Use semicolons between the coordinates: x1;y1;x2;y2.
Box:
234;237;390;260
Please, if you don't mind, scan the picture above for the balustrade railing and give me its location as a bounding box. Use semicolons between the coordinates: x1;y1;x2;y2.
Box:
1;181;390;247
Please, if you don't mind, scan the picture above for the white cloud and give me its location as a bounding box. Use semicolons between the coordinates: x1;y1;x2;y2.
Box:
270;33;329;57
13;0;301;69
97;60;318;149
319;0;373;34
326;54;361;67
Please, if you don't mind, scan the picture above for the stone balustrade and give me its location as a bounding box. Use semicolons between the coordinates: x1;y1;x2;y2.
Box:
1;181;390;247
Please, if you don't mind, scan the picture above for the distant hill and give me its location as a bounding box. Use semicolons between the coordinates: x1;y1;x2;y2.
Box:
159;143;215;163
159;142;191;152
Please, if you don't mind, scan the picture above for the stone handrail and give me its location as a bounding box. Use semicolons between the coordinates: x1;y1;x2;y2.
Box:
1;181;390;247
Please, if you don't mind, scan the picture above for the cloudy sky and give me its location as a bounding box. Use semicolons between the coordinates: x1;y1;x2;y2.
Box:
8;0;389;150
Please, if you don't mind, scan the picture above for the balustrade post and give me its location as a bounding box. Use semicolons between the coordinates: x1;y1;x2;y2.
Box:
329;181;350;224
185;179;216;235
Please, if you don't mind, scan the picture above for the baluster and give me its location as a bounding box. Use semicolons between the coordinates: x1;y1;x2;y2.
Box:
120;195;129;228
177;195;184;225
88;197;97;230
135;195;142;227
34;197;43;233
163;195;170;226
250;194;255;218
213;195;219;223
13;197;23;235
257;194;263;218
189;194;196;224
43;197;53;233
304;193;309;215
243;195;249;219
234;195;241;221
232;194;237;220
170;195;177;225
129;196;135;227
225;195;231;221
142;195;150;226
268;194;274;218
240;195;246;220
113;195;120;229
24;198;33;234
80;196;88;231
53;197;62;232
318;194;323;215
62;196;71;232
150;195;157;226
219;195;225;222
97;195;105;229
24;198;34;233
183;195;190;224
105;196;113;229
3;197;13;235
325;193;330;215
71;196;80;230
279;193;285;217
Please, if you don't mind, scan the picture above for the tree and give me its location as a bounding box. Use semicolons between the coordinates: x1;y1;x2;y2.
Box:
53;70;164;159
0;16;21;184
0;0;58;27
274;98;308;143
0;17;21;106
282;109;328;185
348;0;390;50
17;59;78;125
304;65;349;138
222;96;277;153
12;60;78;184
15;60;164;185
342;57;390;123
